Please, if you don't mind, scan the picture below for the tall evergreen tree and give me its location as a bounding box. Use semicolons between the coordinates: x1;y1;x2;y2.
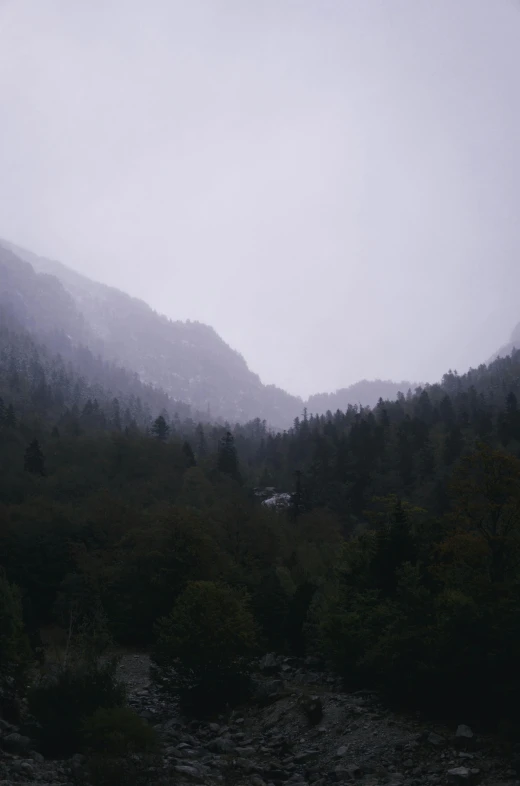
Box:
195;423;207;459
24;439;46;476
182;440;196;467
5;404;16;428
217;431;240;481
151;415;170;442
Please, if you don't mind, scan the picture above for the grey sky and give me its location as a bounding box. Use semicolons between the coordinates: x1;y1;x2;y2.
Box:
1;0;519;397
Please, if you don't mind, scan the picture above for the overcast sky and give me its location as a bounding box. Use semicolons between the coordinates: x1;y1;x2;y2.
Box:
1;0;520;397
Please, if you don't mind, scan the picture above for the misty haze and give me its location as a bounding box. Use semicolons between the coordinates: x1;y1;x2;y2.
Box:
2;0;520;398
2;2;520;783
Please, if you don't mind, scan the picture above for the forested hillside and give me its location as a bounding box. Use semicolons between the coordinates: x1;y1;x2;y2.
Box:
1;240;301;426
307;379;417;419
0;298;197;433
1;240;417;425
2;334;520;764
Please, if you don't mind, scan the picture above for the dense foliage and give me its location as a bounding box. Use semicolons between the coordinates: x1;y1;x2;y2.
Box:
153;581;258;714
2;311;520;731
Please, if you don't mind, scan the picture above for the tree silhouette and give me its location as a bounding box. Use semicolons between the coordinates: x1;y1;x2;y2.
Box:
182;440;196;467
217;431;240;481
151;415;169;442
24;439;46;476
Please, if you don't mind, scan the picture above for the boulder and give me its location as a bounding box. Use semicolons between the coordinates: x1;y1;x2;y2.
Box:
260;653;280;674
1;731;32;752
12;760;34;776
207;736;235;753
174;764;205;781
455;724;476;750
427;732;446;747
252;678;285;704
447;766;480;784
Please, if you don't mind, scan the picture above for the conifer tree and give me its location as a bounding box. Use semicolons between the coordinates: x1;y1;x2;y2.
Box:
217;431;240;481
24;439;46;476
5;404;16;428
182;440;196;467
151;415;169;442
195;423;207;459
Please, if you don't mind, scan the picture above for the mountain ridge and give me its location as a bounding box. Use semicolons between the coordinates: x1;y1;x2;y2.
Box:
0;238;416;425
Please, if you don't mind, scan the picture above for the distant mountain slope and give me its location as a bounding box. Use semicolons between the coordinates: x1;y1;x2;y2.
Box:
0;247;195;425
0;239;416;425
307;378;416;414
489;321;520;363
1;240;301;425
0;307;192;430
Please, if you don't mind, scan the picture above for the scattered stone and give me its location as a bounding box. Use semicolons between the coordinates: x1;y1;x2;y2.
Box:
455;724;476;751
447;766;472;782
252;679;287;706
427;732;446;747
0;652;511;786
294;750;319;762
12;760;34;776
345;763;363;779
1;731;32;752
174;764;204;780
260;653;280;673
298;694;324;725
207;736;235;753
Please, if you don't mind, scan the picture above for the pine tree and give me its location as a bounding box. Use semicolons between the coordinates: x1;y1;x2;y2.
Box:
24;439;46;476
443;425;463;465
5;404;16;429
195;424;207;459
371;499;416;594
217;431;240;481
111;398;122;431
182;441;196;467
151;415;170;442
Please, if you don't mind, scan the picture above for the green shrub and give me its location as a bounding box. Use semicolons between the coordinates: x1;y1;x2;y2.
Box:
153;580;258;715
82;707;157;756
28;658;126;756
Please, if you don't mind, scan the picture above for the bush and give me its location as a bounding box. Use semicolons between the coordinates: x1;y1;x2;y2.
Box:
28;658;126;755
82;707;157;756
153;580;258;715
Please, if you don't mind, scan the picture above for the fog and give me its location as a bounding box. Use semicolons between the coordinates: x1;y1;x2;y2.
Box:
1;0;519;397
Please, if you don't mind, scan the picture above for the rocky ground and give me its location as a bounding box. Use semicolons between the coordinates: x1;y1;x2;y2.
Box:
1;652;519;786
